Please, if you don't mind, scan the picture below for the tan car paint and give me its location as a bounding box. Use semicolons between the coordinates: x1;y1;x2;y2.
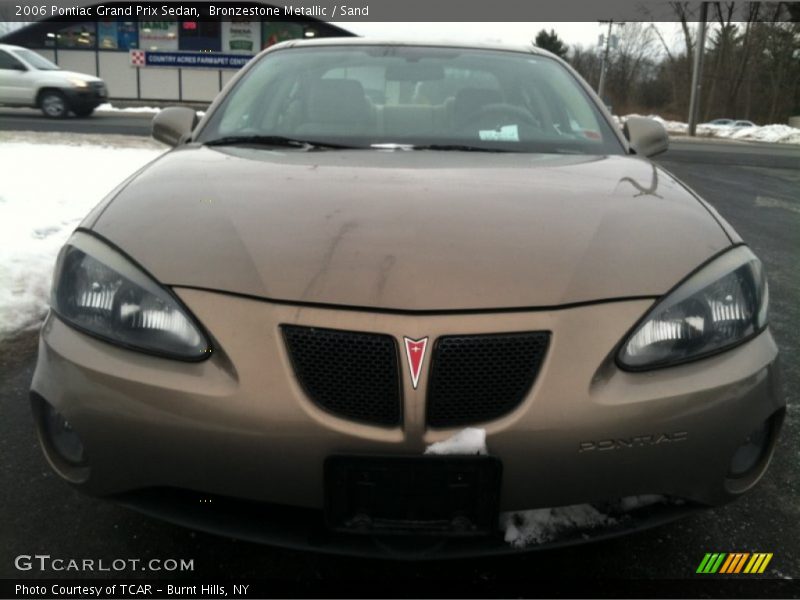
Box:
31;287;780;510
87;148;731;312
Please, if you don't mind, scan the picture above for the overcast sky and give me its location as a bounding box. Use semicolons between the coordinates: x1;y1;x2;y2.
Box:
335;22;688;51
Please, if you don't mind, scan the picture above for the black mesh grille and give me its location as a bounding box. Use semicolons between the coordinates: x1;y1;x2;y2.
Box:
282;325;401;427
426;331;550;428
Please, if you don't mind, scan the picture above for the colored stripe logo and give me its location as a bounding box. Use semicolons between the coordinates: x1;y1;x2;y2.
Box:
696;553;773;574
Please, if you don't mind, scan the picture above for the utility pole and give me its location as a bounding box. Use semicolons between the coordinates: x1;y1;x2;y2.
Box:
687;2;709;136
597;20;614;101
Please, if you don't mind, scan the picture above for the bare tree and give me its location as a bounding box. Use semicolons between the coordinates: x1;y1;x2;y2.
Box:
593;23;660;114
569;44;603;89
701;2;736;120
724;3;761;117
672;1;697;83
569;3;799;123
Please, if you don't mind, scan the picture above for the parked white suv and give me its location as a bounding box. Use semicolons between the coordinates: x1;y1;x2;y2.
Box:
0;43;108;118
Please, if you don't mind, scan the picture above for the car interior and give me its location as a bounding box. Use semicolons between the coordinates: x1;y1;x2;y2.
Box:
210;48;617;152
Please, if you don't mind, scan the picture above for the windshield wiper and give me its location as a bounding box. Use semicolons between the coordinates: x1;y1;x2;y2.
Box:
409;144;518;153
203;135;358;150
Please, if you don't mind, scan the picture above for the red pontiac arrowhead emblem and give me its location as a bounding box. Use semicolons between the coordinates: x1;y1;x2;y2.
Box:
403;337;429;390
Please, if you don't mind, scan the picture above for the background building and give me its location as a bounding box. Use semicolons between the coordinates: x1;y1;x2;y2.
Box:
1;5;353;102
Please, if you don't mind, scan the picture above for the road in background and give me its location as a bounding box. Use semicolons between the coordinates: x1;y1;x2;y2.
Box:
1;106;799;169
0;114;798;590
0;108;157;137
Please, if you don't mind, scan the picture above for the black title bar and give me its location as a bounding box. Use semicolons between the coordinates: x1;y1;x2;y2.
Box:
0;0;795;23
3;578;800;599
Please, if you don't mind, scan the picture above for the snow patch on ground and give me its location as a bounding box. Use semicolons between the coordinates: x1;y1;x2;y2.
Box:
501;504;615;548
96;103;206;118
97;103;162;114
424;428;487;455
619;114;800;145
500;495;668;548
0;132;165;340
719;124;800;144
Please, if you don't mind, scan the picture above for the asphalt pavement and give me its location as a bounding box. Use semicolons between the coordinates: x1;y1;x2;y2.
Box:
0;110;798;595
0;107;157;137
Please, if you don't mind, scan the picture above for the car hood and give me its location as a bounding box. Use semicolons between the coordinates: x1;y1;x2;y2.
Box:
41;70;101;83
90;146;731;311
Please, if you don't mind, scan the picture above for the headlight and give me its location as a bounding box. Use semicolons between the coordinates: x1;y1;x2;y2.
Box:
51;232;211;360
618;246;768;370
68;77;88;88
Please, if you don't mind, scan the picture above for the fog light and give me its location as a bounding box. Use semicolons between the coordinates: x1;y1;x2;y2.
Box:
42;403;85;465
728;420;770;478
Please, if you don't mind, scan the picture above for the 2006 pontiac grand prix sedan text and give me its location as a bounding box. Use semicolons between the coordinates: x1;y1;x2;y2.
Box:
29;39;784;557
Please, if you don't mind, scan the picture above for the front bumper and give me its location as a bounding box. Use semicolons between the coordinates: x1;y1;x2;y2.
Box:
30;288;783;550
62;84;107;110
115;486;704;559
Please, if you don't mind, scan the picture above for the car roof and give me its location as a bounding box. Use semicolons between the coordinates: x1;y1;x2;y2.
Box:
0;43;26;51
270;36;558;59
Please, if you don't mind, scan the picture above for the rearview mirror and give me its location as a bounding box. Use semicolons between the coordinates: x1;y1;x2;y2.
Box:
623;117;668;158
152;107;198;147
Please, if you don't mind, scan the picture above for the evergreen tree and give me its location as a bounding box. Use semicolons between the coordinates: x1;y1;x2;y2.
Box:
535;29;569;59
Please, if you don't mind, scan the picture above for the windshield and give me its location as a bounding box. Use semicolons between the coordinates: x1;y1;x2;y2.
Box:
13;48;60;70
198;45;624;154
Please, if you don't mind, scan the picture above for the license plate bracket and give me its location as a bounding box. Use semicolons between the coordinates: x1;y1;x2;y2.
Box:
324;455;502;536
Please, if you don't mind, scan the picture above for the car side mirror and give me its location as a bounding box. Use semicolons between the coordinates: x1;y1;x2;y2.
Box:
152;107;198;147
623;117;668;158
12;63;28;71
